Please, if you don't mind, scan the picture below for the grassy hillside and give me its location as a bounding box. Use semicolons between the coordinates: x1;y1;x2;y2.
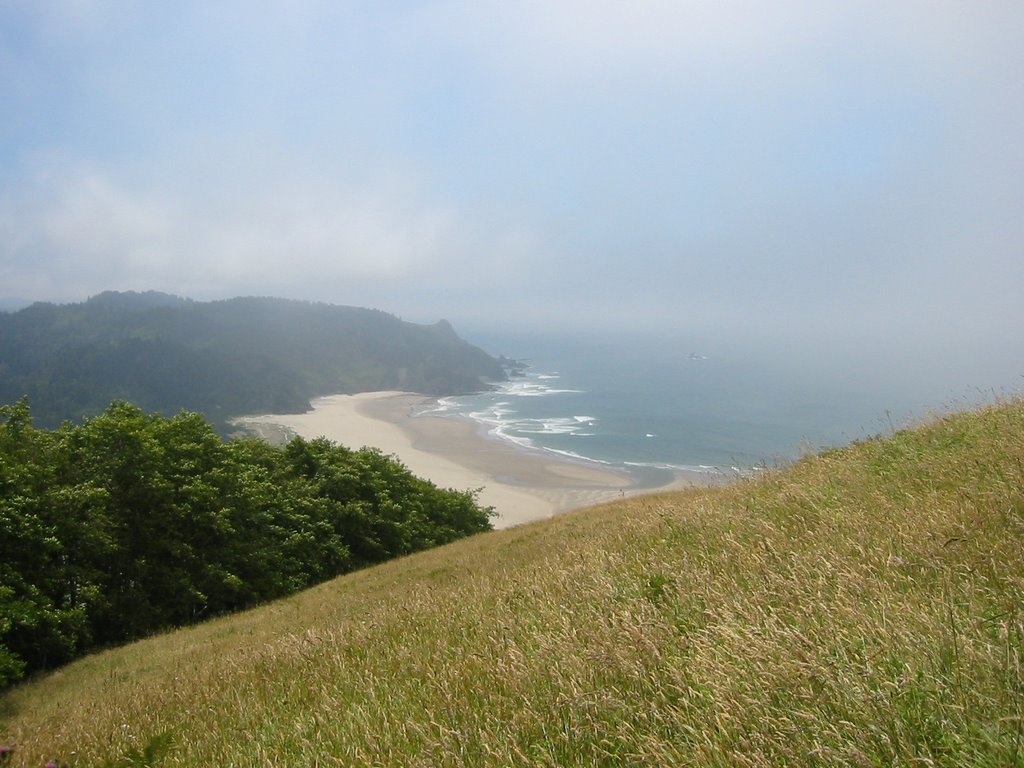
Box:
2;400;1023;767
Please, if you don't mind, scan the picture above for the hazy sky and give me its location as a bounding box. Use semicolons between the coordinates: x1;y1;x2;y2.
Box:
1;2;1022;366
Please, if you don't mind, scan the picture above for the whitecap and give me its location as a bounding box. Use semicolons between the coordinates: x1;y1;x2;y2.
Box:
624;460;726;474
540;446;615;465
497;376;583;398
515;418;581;435
511;416;603;436
504;386;582;398
491;425;534;449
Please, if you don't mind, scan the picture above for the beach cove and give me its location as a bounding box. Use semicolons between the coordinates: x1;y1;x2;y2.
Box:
234;392;702;528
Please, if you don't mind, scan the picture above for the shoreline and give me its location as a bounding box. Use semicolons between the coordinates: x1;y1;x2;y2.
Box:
234;391;710;528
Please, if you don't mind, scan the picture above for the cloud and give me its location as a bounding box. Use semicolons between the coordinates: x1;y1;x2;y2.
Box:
0;0;1021;356
0;155;484;299
425;1;1020;86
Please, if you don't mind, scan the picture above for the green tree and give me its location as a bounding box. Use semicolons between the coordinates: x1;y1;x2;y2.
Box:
1;397;493;687
0;399;92;681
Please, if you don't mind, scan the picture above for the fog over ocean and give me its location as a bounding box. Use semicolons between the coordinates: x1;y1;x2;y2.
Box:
426;331;1021;488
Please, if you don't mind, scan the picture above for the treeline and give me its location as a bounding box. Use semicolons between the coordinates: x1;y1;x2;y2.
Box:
0;398;493;687
0;291;507;432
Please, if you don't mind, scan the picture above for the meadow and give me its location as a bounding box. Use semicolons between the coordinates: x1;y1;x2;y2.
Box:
2;400;1022;766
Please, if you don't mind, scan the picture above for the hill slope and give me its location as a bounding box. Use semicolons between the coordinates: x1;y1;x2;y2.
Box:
0;292;506;431
2;400;1023;767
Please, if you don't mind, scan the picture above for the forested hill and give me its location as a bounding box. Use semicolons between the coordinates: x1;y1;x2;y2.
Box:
0;291;506;430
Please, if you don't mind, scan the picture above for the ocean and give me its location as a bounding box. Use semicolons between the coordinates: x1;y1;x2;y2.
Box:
422;331;1012;488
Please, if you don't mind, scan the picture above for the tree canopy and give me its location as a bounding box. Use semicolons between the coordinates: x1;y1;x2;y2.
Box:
0;398;493;687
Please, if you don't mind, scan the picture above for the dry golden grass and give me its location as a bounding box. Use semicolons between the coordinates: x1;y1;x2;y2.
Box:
2;401;1023;766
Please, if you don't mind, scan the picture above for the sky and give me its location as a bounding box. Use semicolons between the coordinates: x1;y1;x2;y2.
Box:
1;1;1022;389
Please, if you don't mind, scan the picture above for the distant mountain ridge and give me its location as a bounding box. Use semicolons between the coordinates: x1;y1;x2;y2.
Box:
0;291;506;430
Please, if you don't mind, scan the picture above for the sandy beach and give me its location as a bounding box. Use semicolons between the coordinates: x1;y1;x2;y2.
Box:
234;392;700;528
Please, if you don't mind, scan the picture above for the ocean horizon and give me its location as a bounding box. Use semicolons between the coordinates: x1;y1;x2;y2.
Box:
422;331;1017;488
